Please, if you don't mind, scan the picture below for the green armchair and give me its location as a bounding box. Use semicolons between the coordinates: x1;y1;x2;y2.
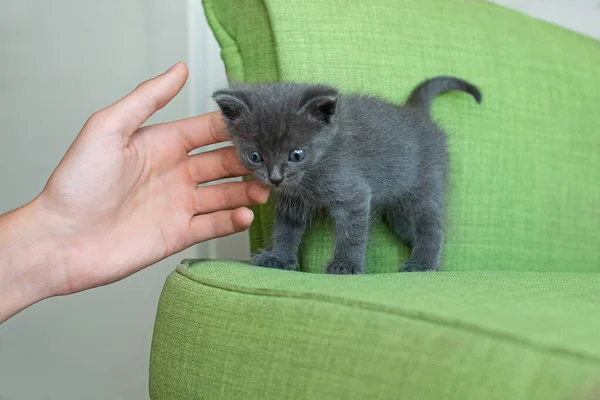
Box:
149;1;600;398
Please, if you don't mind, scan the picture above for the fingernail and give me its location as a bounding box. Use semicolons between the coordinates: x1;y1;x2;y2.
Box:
243;208;254;223
165;62;180;74
260;189;270;204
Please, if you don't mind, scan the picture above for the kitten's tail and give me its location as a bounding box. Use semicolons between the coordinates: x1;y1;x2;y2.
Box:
406;76;482;111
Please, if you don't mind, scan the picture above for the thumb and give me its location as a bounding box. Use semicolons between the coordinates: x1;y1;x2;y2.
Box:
103;62;189;138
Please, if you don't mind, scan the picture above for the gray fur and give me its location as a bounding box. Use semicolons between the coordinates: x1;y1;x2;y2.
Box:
213;76;481;274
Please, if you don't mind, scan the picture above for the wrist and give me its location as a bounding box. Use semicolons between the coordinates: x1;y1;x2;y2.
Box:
0;197;71;322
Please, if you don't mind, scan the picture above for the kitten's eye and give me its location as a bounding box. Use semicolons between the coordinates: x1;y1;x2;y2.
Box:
289;149;305;162
248;151;263;163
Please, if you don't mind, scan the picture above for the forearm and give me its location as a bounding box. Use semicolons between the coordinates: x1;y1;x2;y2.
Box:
0;198;66;322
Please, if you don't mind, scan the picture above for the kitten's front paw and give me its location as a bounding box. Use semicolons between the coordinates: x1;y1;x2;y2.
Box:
400;260;438;272
252;251;298;271
325;259;364;275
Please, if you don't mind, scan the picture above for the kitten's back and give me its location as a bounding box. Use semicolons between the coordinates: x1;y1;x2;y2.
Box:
331;93;447;202
334;77;481;199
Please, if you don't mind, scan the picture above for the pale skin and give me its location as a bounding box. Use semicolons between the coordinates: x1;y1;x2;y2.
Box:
0;62;270;323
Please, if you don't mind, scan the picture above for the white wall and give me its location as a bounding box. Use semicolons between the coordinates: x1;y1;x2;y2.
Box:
487;0;600;40
0;1;599;400
0;1;222;399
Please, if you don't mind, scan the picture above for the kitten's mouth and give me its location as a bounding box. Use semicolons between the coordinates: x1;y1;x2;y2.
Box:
269;182;291;191
266;180;286;188
261;181;280;189
261;177;298;190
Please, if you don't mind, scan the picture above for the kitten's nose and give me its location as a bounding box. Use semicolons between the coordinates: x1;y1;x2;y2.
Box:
268;166;284;185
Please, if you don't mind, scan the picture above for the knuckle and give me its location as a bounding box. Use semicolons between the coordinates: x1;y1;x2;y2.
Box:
86;109;106;126
247;181;267;204
85;109;117;131
208;215;218;239
247;183;263;205
223;186;234;209
231;214;243;232
188;158;199;183
134;78;151;93
246;182;256;203
194;190;204;214
223;149;241;176
149;93;167;111
134;79;167;111
211;185;232;211
209;112;228;143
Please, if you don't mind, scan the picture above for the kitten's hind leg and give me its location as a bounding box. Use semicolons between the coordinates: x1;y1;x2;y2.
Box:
401;200;443;272
385;201;443;272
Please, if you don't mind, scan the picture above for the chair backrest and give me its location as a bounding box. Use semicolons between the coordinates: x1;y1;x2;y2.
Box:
204;0;600;273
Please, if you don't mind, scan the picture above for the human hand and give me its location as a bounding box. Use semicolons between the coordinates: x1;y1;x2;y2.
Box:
0;62;268;317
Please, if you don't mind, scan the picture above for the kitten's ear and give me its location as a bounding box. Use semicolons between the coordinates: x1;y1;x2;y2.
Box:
212;89;251;122
298;86;338;124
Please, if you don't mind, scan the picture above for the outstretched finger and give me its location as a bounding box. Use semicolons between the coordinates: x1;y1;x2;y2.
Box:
188;146;249;184
167;111;229;152
103;62;189;139
189;207;254;243
194;180;269;215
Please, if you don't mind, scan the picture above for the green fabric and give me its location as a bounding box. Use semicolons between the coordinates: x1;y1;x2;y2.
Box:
150;260;600;399
204;0;600;273
149;1;600;399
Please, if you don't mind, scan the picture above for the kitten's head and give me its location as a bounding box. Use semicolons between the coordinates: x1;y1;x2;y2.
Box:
213;83;339;190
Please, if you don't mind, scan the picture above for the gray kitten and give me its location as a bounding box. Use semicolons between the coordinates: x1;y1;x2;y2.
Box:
213;77;481;274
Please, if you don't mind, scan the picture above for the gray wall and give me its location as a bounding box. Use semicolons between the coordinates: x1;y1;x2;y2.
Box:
0;1;599;399
0;1;206;399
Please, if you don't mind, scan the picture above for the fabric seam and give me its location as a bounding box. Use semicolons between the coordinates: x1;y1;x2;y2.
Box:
202;0;246;80
259;0;282;80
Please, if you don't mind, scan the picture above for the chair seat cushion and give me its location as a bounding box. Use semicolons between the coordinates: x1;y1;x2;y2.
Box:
150;260;600;399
